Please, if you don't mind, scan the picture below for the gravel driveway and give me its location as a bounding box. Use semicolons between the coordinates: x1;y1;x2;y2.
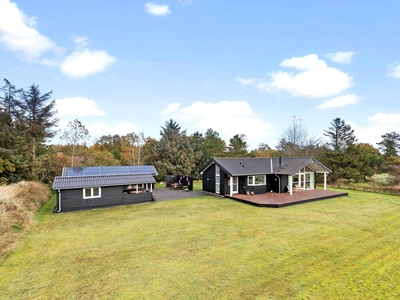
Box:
152;188;207;201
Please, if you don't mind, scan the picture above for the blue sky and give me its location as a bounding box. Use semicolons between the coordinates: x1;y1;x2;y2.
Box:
1;0;399;149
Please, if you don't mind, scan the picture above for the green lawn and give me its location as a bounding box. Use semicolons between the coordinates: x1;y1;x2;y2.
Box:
0;190;399;299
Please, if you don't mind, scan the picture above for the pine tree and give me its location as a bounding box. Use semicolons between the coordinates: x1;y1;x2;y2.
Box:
324;118;357;152
14;84;58;178
377;132;400;158
227;134;249;157
321;118;358;183
155;119;195;176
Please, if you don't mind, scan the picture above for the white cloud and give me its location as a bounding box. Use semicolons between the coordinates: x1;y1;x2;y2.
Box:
56;97;105;116
325;51;355;64
160;100;274;146
317;94;361;109
60;49;116;78
235;77;260;85
281;54;327;70
353;113;400;146
0;0;59;61
237;54;353;98
73;35;89;49
179;0;192;6
144;2;171;16
160;103;181;115
88;121;140;136
388;62;400;79
0;1;115;78
368;113;400;125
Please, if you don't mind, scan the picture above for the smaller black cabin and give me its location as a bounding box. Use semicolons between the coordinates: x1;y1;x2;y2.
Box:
52;166;158;212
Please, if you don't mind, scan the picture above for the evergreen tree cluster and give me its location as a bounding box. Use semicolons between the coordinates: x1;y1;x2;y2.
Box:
0;79;58;184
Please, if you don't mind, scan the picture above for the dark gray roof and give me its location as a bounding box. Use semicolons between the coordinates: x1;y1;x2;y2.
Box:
271;157;332;175
201;157;331;176
62;165;158;177
52;174;156;190
213;158;273;176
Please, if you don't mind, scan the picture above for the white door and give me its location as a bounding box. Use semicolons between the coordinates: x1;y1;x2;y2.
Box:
299;173;305;189
230;177;239;194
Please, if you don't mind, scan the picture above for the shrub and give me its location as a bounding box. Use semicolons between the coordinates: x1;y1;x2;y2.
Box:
0;181;50;262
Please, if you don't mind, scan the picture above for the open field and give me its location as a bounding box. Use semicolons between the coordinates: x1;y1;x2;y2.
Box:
0;189;399;299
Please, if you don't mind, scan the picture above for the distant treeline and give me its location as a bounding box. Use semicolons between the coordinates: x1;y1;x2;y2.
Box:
1;79;399;185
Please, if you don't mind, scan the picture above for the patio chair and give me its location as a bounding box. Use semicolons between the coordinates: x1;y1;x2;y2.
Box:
293;185;301;193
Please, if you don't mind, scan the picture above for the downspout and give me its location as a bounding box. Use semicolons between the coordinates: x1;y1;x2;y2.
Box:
271;158;281;193
274;174;281;193
56;189;62;212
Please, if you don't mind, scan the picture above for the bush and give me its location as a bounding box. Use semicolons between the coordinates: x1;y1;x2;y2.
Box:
0;181;50;262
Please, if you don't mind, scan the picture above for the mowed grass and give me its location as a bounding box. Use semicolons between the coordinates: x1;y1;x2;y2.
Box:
0;190;399;299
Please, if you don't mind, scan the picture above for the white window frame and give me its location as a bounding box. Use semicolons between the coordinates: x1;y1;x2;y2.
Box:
247;175;266;186
215;165;220;194
83;187;101;199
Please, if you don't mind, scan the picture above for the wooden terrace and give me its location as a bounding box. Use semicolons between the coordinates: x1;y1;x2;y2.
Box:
226;189;348;208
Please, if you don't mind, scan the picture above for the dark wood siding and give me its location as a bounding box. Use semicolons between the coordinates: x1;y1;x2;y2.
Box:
60;188;87;212
246;183;267;194
280;175;289;193
221;172;228;195
239;176;246;194
60;186;151;212
123;192;152;204
202;164;215;194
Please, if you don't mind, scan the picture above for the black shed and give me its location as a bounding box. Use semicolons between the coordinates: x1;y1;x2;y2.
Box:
52;166;158;212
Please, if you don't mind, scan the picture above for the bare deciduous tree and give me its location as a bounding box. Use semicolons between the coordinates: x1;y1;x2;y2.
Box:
61;119;90;166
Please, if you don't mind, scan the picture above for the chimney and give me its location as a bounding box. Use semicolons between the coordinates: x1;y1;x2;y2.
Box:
279;156;282;169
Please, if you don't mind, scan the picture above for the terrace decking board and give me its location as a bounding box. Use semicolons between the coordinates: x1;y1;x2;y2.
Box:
226;189;348;208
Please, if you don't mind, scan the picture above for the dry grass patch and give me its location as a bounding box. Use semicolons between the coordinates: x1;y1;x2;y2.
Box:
0;181;50;262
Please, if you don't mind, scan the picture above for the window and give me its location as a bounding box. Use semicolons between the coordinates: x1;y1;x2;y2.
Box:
247;175;266;186
293;171;315;190
83;187;101;199
215;165;220;194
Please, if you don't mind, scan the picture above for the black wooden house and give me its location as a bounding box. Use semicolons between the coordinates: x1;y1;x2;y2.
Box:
52;166;157;212
200;157;331;197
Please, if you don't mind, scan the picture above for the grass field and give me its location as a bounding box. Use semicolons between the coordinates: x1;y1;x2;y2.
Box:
0;189;399;299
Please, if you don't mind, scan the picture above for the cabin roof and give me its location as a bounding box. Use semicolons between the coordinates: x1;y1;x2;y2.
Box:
200;157;331;176
52;174;156;190
61;165;158;177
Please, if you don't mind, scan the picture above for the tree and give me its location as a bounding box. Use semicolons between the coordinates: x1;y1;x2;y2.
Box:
0;79;20;129
324;118;357;152
321;118;359;183
376;132;400;158
253;143;280;158
276;116;321;157
345;143;383;181
83;149;122;166
154;119;196;176
203;128;226;160
160;119;185;137
119;132;146;166
0;80;30;182
189;131;206;179
14;84;58;178
227;134;249;157
60;119;90;166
